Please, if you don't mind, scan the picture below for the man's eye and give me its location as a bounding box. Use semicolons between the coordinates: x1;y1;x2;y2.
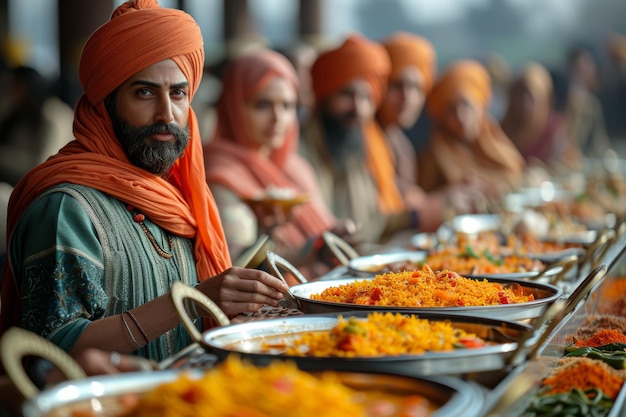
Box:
136;88;152;96
171;89;187;96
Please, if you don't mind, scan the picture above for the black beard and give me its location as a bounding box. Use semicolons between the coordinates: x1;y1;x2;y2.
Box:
106;97;189;176
320;110;366;168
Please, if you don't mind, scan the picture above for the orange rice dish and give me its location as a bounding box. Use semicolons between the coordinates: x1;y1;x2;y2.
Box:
284;312;487;357
311;264;535;307
112;355;434;417
425;248;543;275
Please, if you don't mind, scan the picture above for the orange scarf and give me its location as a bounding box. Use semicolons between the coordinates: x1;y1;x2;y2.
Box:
311;34;404;214
1;0;231;333
204;50;335;246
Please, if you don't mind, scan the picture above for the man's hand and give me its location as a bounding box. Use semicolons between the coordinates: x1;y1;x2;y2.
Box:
196;267;289;316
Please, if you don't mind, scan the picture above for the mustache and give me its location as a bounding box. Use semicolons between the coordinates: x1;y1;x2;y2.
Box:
137;122;187;138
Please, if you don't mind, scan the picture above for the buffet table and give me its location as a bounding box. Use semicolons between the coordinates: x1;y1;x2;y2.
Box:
12;223;626;417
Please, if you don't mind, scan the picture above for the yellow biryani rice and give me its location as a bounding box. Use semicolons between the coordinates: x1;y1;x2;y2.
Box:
311;264;534;307
116;356;362;417
285;312;484;357
115;355;433;417
425;249;543;275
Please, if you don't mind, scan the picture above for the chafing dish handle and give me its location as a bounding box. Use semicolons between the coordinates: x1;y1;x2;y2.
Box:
170;281;231;343
0;327;86;400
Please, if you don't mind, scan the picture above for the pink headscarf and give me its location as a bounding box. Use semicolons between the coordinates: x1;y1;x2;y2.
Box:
204;49;335;247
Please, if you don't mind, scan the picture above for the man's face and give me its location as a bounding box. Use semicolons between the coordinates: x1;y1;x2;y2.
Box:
322;79;375;130
108;59;190;176
379;66;426;129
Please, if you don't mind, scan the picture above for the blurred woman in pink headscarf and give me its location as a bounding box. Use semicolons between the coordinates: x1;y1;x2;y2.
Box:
204;49;346;279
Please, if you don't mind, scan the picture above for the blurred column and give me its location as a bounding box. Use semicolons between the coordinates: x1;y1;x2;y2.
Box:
223;0;253;42
0;0;7;44
57;0;112;107
299;0;322;44
223;0;268;59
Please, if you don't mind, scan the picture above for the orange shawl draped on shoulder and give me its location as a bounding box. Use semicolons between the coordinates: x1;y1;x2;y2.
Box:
0;0;231;333
311;34;404;214
204;50;335;247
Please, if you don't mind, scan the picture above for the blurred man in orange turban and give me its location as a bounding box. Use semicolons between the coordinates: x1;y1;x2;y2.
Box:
418;59;525;195
376;33;485;235
301;34;450;246
0;0;288;362
377;32;435;198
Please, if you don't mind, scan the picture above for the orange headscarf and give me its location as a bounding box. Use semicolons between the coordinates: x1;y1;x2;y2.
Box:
426;60;525;189
1;0;231;333
381;32;436;94
204;49;336;247
310;34;404;214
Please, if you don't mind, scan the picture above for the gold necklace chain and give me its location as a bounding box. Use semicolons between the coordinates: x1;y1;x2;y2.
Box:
126;205;174;259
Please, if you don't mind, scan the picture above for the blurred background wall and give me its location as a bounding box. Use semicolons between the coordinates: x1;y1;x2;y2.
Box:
1;0;625;141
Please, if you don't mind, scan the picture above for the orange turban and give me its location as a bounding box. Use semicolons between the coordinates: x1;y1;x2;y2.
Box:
381;32;436;93
311;34;390;107
1;0;231;333
427;59;492;121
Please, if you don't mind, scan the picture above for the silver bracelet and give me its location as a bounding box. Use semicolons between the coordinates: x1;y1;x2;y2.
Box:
121;312;142;348
126;311;150;345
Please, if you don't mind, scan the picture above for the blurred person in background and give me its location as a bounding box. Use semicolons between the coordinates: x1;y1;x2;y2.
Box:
204;49;352;279
377;32;435;201
300;34;476;248
0;66;74;186
501;62;578;169
377;32;486;220
599;33;626;144
418;60;526;196
565;45;612;159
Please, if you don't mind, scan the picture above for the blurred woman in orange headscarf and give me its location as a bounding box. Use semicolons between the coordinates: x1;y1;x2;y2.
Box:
417;60;525;194
501;62;576;168
204;49;345;277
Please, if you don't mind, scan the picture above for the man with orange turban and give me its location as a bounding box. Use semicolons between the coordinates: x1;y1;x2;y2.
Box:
0;0;288;362
300;34;463;244
418;59;525;194
377;33;436;212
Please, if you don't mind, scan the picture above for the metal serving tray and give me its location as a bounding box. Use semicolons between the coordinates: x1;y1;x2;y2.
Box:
348;251;427;275
23;364;485;417
199;310;533;377
286;276;562;321
348;251;571;282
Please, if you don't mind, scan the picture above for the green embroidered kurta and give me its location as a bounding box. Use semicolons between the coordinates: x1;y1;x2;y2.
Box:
9;184;199;361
